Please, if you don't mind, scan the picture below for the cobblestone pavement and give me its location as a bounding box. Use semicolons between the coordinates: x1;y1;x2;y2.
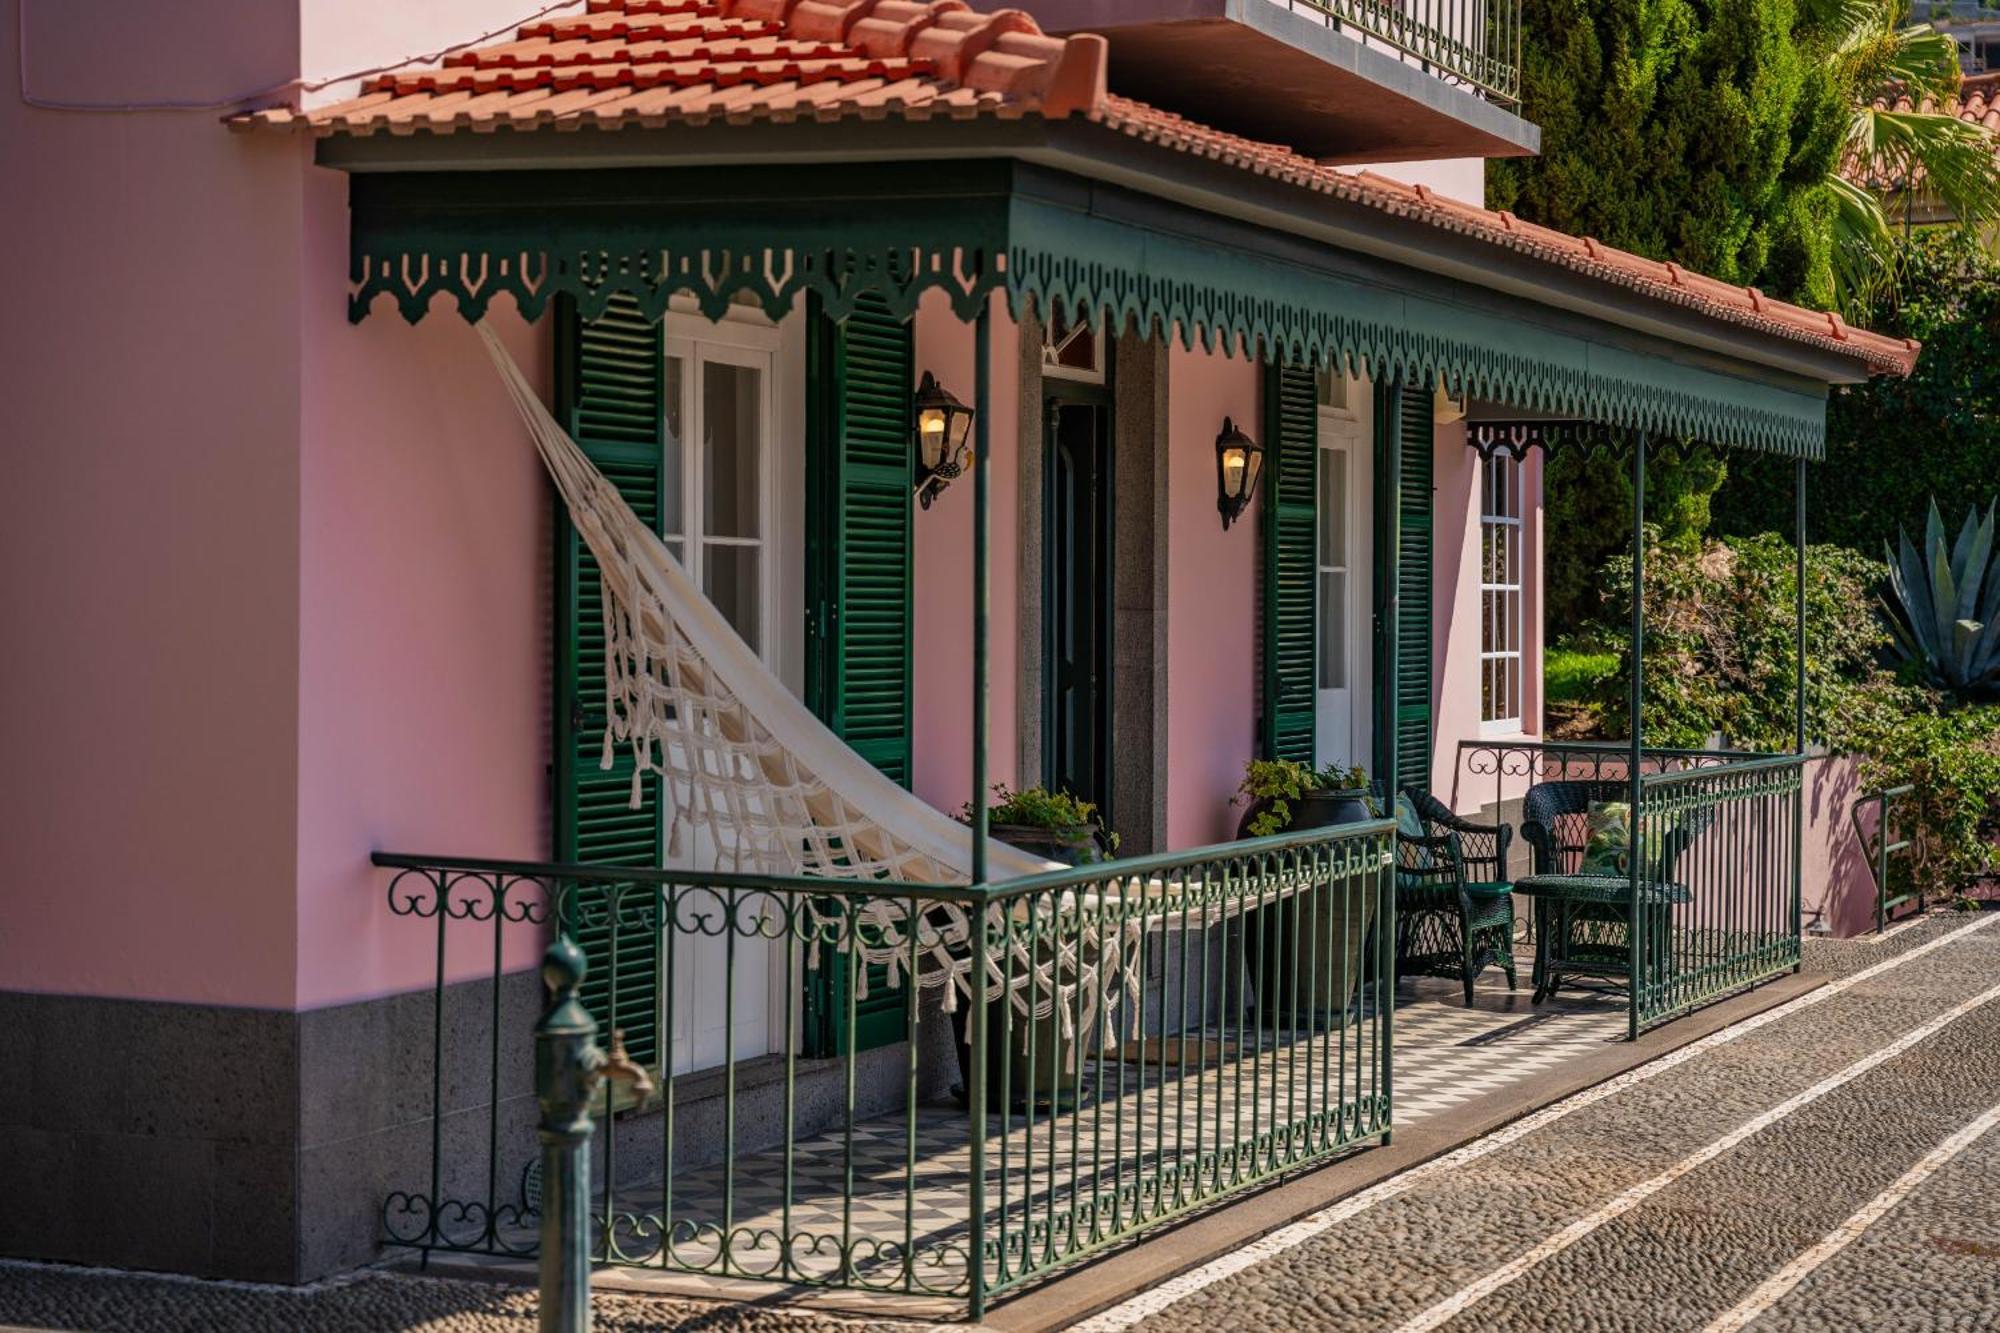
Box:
0;1265;933;1333
1092;910;2000;1333
2;912;1992;1332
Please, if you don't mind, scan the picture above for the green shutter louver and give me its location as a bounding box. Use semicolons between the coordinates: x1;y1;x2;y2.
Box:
804;293;915;1055
1395;382;1435;795
1261;364;1319;765
555;292;666;1068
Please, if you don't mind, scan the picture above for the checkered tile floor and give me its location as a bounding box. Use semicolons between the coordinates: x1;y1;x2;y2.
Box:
536;974;1627;1299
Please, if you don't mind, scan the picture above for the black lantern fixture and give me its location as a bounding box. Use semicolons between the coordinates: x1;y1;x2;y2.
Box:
913;371;976;509
1215;416;1264;530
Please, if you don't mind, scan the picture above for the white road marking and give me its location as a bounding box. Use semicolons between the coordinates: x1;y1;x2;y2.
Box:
1393;976;2000;1333
1072;914;1999;1332
1701;1097;2000;1333
1842;911;1940;946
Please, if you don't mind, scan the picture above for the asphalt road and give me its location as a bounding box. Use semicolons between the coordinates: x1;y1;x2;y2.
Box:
1;913;1993;1332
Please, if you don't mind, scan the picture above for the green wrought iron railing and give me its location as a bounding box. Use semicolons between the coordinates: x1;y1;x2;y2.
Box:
1456;741;1804;1033
1851;784;1921;934
1283;0;1523;108
371;819;1394;1316
1631;756;1806;1027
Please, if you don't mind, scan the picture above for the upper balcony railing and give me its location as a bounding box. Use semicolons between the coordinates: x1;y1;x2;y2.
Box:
1283;0;1522;109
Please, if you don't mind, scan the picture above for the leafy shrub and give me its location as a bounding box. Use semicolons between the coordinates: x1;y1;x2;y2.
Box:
1546;647;1620;703
1716;231;2000;548
1590;534;1895;751
1850;704;2000;892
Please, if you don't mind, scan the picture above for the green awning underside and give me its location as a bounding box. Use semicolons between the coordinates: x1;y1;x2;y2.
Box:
347;163;1829;457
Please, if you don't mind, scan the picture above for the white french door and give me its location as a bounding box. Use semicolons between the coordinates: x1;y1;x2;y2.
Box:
660;310;791;1075
1315;373;1374;773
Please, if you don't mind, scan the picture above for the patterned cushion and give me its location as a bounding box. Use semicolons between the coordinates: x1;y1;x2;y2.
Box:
1577;801;1632;876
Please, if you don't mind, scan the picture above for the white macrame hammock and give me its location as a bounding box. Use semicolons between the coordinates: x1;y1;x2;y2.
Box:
478;324;1134;1036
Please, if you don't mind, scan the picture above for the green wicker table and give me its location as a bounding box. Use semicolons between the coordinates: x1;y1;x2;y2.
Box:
1513;874;1691;1003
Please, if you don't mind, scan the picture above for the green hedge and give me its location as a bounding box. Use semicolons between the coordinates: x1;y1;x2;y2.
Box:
1715;232;2000;549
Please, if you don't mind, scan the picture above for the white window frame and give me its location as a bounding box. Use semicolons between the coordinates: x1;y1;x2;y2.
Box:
1314;370;1372;772
1479;452;1526;736
663;305;779;665
656;298;788;1072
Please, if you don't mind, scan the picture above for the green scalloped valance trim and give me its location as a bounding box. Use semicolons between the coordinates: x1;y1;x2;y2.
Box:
1001;197;1826;459
344;168;1827;458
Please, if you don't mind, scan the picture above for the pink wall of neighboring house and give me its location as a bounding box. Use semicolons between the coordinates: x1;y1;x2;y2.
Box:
291;167;554;1010
911;293;1023;817
0;2;308;1009
1165;344;1263;850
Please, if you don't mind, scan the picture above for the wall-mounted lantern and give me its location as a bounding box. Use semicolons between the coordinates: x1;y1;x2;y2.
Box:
1215;416;1264;531
913;371;975;510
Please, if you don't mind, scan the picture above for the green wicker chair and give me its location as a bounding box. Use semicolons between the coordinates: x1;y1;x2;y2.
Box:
1393;789;1516;1004
1518;780;1705;1003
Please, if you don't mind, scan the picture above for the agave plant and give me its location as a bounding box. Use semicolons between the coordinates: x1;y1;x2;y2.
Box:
1882;500;2000;697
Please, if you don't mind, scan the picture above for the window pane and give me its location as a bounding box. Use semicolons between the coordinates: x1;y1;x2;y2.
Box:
663;356;686;537
1316;369;1347;411
1319;571;1346;690
703;543;761;652
1321;447;1348;568
702;361;762;540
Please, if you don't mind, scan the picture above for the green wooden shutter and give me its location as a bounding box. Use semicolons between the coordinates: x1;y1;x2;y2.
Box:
1261;363;1318;764
804;293;914;1056
1395;383;1435;794
555;292;666;1067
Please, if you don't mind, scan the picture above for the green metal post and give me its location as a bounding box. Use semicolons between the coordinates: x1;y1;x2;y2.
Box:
1627;433;1646;1042
1371;377;1403;796
968;300;992;1321
536;937;652;1333
1793;458;1807;966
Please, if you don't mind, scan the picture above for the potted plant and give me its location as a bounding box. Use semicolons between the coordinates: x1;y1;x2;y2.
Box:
952;784;1115;1111
970;784;1119;866
1234;760;1376;840
1232;759;1381;1022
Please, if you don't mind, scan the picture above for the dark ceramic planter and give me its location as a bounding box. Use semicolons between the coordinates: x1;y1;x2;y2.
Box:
1235;787;1376;841
1234;786;1379;1020
990;821;1109;866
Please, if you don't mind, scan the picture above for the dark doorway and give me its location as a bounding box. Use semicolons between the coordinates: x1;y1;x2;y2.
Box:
1044;385;1114;820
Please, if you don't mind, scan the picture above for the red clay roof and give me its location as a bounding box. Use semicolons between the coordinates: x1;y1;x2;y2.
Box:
241;0;1917;377
249;0;1109;131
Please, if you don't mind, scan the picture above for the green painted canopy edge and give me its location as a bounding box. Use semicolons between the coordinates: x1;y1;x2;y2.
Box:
1001;193;1827;459
344;164;1828;457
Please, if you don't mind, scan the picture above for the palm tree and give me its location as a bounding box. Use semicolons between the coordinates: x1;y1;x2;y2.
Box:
1814;0;2000;311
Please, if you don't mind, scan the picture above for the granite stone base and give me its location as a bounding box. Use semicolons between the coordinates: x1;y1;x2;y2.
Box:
0;975;961;1284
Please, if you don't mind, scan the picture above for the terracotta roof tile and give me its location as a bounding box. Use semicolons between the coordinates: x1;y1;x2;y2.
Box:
237;0;1914;375
1852;71;2000;190
1089;95;1916;375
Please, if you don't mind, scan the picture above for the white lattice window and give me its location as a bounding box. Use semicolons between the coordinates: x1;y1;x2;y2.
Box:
1480;453;1525;733
662;313;778;660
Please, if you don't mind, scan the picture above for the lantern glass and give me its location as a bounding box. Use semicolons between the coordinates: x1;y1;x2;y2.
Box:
1221;443;1250;499
918;406;950;470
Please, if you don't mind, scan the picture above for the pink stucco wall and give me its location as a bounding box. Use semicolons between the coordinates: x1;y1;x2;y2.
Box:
3;2;564;1009
1165;344;1263;850
910;293;1022;816
0;2;307;1008
292;167;553;1010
